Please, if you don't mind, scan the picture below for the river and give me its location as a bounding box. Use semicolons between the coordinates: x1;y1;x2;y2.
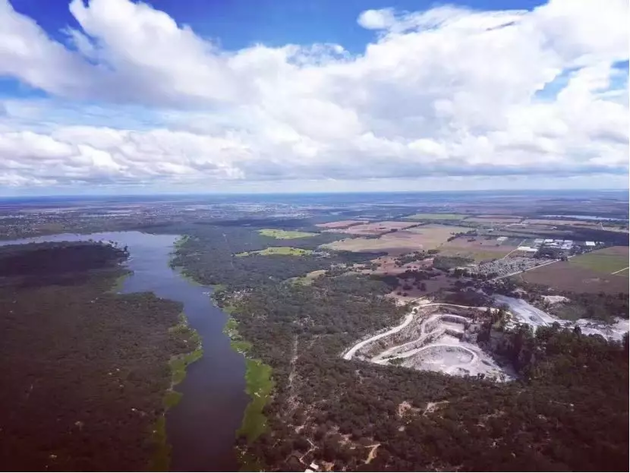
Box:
0;231;249;471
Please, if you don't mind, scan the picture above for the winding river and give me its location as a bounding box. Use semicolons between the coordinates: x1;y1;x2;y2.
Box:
0;231;248;471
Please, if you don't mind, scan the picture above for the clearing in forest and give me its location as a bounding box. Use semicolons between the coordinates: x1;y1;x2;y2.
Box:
569;246;629;275
258;229;318;239
236;247;314;257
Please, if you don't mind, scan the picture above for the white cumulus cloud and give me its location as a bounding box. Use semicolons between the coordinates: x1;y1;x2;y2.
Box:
0;0;627;191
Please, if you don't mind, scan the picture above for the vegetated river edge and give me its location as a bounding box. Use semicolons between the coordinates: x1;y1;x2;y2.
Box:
0;231;249;472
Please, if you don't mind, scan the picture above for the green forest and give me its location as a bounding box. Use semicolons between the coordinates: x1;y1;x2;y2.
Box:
0;243;198;471
173;224;629;472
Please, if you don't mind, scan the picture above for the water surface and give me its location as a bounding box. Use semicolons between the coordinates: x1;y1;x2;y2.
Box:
0;231;248;471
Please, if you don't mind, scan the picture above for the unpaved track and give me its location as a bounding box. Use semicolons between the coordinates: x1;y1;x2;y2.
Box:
343;303;484;361
371;313;468;363
343;311;415;360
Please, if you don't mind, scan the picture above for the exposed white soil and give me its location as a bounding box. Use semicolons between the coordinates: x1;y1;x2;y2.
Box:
344;303;514;382
495;295;628;341
542;295;569;304
344;296;628;382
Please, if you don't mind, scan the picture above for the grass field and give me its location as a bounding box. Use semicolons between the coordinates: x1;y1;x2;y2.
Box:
520;259;629;293
258;229;318;239
223;318;274;444
405;213;466;221
236;247;314;257
440;235;518;261
237;359;274;443
570;247;629;275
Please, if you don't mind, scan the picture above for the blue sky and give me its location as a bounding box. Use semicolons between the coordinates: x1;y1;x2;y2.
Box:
0;0;627;195
8;0;547;52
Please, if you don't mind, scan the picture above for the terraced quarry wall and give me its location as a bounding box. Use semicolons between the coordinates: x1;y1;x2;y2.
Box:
346;304;514;382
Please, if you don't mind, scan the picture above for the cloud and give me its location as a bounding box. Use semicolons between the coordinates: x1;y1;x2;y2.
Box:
0;0;627;190
357;9;397;30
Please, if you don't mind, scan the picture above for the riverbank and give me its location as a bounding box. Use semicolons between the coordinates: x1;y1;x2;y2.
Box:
151;314;203;471
0;231;249;471
0;240;194;471
223;317;274;446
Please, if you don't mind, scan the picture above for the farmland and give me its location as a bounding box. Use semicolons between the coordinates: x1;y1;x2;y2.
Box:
322;225;469;254
258;229;318;239
569;246;629;275
405;213;466;221
330;221;418;236
519;260;629;294
464;216;524;223
236;247;314;257
440;235;519;261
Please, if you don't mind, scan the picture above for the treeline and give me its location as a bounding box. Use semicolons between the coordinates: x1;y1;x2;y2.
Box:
172;224;628;471
0;241;128;276
492;279;629;322
220;275;628;472
0;243;196;471
432;255;474;270
171;225;378;289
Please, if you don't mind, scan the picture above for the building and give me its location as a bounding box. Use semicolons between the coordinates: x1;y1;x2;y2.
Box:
517;246;538;252
585;241;596;247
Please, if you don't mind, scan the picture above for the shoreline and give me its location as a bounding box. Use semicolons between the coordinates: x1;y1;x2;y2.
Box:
150;312;203;471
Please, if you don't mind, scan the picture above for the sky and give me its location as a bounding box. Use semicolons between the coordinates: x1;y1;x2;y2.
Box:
0;0;628;195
